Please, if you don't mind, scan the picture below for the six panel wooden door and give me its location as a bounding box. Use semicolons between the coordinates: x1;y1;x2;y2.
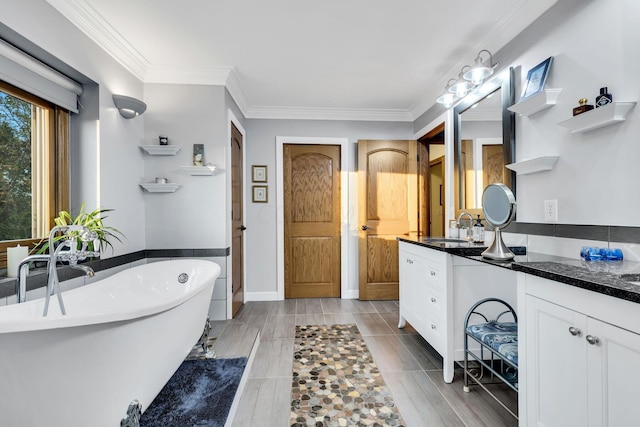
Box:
284;144;341;298
358;140;418;300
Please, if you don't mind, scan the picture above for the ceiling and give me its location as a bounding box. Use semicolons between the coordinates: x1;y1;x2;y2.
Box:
45;0;558;121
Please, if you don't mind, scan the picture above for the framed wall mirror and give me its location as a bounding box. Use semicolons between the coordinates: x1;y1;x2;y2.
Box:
453;67;515;218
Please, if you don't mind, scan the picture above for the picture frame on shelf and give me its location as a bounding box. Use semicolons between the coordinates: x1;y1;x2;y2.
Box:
252;165;267;182
520;56;553;101
252;185;268;203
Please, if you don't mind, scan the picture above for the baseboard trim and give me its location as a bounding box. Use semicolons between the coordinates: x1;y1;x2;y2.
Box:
341;290;359;299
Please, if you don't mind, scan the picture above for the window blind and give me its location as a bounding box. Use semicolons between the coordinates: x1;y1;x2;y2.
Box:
0;38;82;113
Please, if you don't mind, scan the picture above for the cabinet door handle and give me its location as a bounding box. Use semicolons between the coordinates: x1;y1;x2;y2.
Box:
406;259;413;264
568;327;582;336
430;297;436;303
431;324;437;330
430;271;436;276
586;335;600;345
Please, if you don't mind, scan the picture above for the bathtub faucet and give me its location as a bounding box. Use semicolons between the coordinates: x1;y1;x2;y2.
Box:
16;225;100;316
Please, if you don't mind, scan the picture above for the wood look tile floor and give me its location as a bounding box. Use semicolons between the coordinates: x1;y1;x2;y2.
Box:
211;299;517;427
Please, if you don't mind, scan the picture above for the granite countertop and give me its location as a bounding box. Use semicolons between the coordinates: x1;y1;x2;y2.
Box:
398;236;640;304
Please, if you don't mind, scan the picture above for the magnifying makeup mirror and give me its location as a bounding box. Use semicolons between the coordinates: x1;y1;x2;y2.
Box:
481;183;517;261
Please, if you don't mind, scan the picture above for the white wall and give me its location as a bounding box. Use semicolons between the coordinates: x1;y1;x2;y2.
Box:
498;0;640;226
418;0;640;227
2;0;146;257
142;83;228;249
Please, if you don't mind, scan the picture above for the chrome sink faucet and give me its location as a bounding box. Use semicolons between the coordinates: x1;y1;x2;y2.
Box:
16;225;99;316
457;212;475;241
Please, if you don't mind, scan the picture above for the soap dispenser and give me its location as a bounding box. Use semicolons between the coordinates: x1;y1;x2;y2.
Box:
472;215;485;243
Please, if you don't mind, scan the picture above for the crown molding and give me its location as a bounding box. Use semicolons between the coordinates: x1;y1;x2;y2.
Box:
45;0;149;79
244;105;413;122
144;66;233;86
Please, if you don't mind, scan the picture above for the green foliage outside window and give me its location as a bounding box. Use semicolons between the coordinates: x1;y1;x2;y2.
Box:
0;91;32;241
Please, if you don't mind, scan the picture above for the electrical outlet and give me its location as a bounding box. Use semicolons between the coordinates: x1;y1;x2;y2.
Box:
544;199;558;222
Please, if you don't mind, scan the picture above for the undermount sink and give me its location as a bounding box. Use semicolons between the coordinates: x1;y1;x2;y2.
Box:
423;238;470;243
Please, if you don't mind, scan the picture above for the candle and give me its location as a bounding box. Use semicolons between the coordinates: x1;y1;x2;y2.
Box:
6;245;29;278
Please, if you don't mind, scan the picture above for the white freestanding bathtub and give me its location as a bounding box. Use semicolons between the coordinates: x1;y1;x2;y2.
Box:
0;259;220;427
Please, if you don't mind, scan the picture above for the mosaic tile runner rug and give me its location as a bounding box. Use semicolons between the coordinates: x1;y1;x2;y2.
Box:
290;323;406;427
139;337;246;427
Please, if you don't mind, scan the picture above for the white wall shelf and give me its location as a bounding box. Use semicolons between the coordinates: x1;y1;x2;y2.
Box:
139;183;181;193
506;156;559;175
508;89;563;117
558;101;636;133
181;165;216;176
139;145;181;156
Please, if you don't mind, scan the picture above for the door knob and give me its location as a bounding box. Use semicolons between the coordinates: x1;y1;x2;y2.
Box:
361;225;370;231
568;327;582;336
240;225;247;231
586;335;600;345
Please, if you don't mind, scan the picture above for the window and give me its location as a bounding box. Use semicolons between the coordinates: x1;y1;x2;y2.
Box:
0;81;69;268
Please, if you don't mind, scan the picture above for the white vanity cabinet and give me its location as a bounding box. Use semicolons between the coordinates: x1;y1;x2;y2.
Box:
398;241;517;383
519;274;640;427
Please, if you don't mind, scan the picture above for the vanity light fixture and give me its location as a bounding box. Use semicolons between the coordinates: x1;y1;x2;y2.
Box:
113;94;147;119
463;50;498;85
436;79;458;108
448;66;475;98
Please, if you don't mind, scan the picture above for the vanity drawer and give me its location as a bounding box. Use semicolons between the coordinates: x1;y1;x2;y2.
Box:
423;284;444;320
424;262;445;289
422;315;444;354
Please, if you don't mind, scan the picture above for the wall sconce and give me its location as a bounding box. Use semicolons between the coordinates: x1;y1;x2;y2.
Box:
436;78;459;108
463;50;498;85
113;94;147;119
435;49;499;109
448;66;475;98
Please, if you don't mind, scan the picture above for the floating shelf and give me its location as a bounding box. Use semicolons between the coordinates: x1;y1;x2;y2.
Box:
506;156;559;175
139;183;181;193
139;145;181;156
508;89;563;117
558;101;636;133
181;166;216;176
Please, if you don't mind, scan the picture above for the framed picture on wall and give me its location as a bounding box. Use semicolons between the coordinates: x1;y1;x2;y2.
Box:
252;165;267;182
252;185;268;203
520;56;553;101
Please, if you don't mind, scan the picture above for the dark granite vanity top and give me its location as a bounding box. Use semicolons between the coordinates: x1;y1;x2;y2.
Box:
398;236;640;304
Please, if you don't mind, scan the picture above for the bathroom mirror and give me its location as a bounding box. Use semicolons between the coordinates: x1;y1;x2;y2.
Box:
481;183;516;261
453;68;515;217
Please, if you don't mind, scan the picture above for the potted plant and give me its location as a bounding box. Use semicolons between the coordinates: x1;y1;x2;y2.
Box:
34;203;124;255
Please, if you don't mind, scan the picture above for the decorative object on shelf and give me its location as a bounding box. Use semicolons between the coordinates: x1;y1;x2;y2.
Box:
595;87;613;108
252;165;267;183
180;165;216;176
435;49;499;108
558;101;636;133
113;94;147;119
193;144;204;166
508;88;563;116
6;245;29;278
505;156;559;175
139;145;181;155
573;98;594;116
252;185;268;203
139;183;181;193
159;136;168;145
520;56;553;101
154;177;167;184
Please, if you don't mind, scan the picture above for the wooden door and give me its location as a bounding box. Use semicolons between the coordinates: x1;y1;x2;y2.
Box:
284;144;341;298
231;123;244;316
358;140;417;300
429;157;444;237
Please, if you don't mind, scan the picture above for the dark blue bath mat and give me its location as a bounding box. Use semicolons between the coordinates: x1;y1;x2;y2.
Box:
140;357;247;427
